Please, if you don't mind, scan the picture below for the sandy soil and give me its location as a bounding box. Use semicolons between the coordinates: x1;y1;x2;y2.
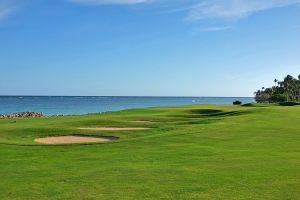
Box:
78;127;151;131
34;136;117;144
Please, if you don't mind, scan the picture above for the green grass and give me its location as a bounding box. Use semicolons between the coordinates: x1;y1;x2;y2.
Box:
1;104;300;199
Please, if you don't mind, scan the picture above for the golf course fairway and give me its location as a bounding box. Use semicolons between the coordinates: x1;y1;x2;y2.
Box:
1;104;300;199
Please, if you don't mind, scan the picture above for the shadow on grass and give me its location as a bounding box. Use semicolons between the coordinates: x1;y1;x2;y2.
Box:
242;103;271;107
174;109;250;119
278;102;300;106
243;102;300;107
189;109;223;115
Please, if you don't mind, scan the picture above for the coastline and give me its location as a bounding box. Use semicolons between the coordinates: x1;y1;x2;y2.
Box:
0;96;254;116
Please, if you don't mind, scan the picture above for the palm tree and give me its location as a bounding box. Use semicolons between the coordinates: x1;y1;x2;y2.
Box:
283;75;293;101
284;75;299;101
297;74;300;101
274;79;278;87
255;74;300;103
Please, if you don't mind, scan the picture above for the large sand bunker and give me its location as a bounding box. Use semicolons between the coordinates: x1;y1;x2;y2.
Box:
34;136;118;144
78;127;151;131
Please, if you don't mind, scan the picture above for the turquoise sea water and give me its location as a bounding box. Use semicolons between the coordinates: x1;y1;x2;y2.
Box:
0;96;254;115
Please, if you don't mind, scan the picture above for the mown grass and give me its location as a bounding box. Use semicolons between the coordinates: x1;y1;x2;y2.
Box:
0;104;300;199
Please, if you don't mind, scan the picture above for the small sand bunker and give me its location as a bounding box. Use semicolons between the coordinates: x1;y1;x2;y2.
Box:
35;136;118;144
78;127;151;131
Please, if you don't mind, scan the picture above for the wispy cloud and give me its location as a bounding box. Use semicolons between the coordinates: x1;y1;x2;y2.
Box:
199;26;231;32
69;0;148;5
2;0;300;28
68;0;300;24
187;0;300;21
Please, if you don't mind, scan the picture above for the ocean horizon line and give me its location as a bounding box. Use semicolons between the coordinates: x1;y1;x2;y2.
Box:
0;95;253;98
0;96;254;115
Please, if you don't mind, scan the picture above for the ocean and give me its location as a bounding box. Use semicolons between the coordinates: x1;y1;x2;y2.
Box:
0;96;254;115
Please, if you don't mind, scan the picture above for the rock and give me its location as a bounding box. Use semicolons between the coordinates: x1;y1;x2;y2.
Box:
0;112;43;119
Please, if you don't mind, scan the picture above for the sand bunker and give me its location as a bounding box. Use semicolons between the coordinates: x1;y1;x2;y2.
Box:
78;127;151;131
34;136;118;144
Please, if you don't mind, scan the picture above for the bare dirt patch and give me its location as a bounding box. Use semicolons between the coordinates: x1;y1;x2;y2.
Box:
34;136;118;144
78;127;151;131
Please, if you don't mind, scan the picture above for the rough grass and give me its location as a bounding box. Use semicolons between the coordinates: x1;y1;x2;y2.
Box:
0;104;300;199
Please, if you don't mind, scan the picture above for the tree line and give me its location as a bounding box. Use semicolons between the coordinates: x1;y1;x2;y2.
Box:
255;74;300;103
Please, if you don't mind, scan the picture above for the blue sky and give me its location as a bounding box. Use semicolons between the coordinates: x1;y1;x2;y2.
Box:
0;0;300;96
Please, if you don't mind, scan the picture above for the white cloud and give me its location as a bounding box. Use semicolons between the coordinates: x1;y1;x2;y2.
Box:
199;26;231;32
69;0;148;5
67;0;300;32
1;0;299;27
187;0;300;21
68;0;300;23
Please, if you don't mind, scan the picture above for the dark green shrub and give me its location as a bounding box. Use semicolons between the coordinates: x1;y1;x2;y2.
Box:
242;103;254;107
278;102;300;106
233;101;242;105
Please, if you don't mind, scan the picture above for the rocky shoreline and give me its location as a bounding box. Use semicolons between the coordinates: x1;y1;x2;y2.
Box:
0;112;43;119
